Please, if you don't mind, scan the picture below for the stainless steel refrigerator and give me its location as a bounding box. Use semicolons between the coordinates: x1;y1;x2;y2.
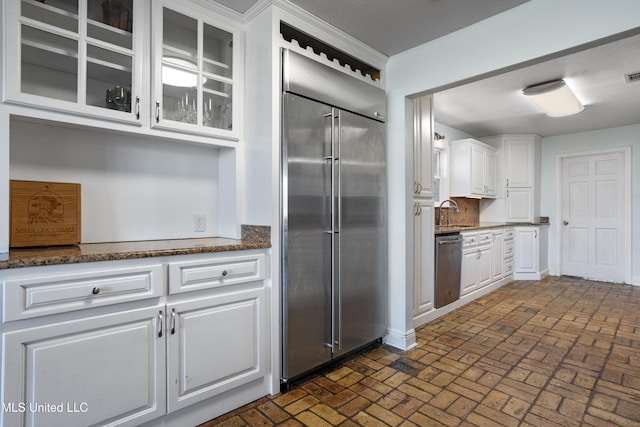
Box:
281;50;387;388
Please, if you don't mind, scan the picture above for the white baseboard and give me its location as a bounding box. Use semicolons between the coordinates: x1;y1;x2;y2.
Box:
513;269;548;281
384;328;417;351
412;276;513;329
631;276;640;286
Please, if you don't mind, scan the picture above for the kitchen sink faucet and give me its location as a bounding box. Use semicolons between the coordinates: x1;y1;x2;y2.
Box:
438;199;459;226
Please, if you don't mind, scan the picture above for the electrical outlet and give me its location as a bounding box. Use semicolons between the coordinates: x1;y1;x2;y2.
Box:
193;214;206;232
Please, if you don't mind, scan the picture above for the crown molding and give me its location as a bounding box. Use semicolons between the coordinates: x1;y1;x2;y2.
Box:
187;0;246;22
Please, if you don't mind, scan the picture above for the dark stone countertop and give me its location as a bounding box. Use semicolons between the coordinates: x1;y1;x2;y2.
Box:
435;221;549;235
0;225;271;270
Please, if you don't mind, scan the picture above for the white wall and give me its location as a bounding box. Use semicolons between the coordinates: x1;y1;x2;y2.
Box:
434;122;474;142
10;119;224;243
386;0;640;348
540;124;640;283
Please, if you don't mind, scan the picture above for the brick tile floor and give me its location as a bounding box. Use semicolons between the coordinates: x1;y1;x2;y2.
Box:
199;276;640;426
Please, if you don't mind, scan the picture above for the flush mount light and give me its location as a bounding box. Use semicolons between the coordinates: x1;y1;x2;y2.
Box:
522;79;584;117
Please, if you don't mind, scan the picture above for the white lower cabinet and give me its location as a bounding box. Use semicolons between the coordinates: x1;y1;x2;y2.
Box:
491;230;504;281
167;287;265;412
461;244;478;296
477;236;492;288
413;200;434;320
461;228;513;296
0;251;269;427
2;306;166;427
504;227;514;277
514;226;548;280
461;232;482;295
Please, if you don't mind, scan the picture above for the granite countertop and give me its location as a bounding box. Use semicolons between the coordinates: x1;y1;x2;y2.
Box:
435;221;549;235
0;225;271;270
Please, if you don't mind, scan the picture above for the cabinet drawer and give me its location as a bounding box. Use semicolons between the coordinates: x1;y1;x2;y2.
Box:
3;264;164;322
168;253;266;294
504;229;515;241
504;241;514;258
477;232;492;247
505;259;514;275
461;232;478;248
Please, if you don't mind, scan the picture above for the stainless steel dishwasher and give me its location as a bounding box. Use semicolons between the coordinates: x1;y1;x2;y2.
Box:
435;233;463;308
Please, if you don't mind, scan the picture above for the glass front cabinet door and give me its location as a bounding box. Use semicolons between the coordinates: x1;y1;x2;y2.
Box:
4;0;143;123
152;3;239;139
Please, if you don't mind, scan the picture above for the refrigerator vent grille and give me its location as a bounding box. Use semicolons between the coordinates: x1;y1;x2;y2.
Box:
625;71;640;83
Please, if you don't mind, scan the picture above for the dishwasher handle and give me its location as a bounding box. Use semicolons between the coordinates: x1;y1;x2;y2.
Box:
438;238;463;245
438;240;461;245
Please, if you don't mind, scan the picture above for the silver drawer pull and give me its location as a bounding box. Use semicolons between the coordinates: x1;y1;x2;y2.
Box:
222;270;228;277
158;311;163;338
92;287;101;295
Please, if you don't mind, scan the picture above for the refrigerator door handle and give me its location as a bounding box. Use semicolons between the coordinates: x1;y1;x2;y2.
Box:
335;110;342;352
330;108;338;354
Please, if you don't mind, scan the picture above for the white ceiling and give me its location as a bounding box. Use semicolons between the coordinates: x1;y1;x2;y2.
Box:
435;32;640;138
211;0;529;55
209;0;640;138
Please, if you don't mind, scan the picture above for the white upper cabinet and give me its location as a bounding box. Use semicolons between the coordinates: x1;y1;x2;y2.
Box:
3;0;243;141
4;0;143;123
505;136;536;187
450;138;497;198
480;134;541;222
413;95;433;198
152;2;242;139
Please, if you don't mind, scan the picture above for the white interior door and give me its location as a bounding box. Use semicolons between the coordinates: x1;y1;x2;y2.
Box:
560;151;626;282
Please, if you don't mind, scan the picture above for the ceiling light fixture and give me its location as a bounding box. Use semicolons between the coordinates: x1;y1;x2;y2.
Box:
162;57;202;88
522;79;584;117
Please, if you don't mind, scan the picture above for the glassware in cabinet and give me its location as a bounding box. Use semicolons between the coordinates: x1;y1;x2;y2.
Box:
154;3;237;138
6;0;141;122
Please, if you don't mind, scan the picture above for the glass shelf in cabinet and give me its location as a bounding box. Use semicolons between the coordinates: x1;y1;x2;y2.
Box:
87;19;133;50
203;57;231;79
87;44;132;71
21;0;79;32
203;78;232;98
163;9;197;58
21;24;78;57
21;45;78;102
203;24;232;74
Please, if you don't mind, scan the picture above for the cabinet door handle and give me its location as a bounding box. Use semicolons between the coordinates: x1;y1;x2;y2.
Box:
506;189;509;198
91;287;101;295
222;270;228;277
158;311;163;338
418;182;422;193
170;308;176;335
506;178;509;187
534;230;538;238
135;96;140;120
155;101;160;123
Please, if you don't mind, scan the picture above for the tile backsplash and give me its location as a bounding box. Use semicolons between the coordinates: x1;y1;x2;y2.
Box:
435;197;479;226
